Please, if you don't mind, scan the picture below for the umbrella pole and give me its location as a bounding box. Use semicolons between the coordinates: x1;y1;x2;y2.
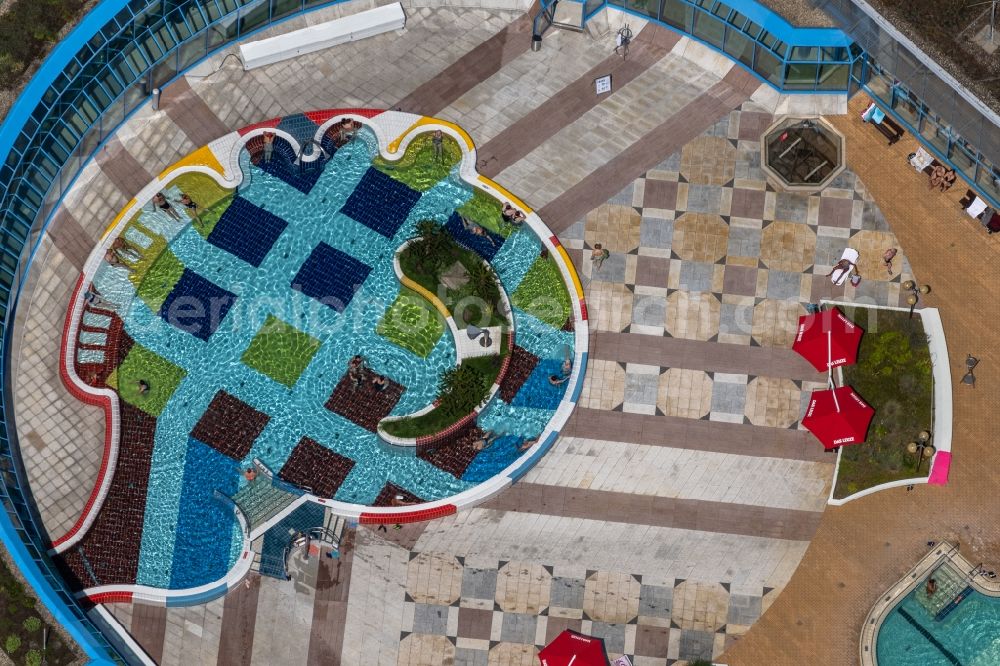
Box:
827;330;834;388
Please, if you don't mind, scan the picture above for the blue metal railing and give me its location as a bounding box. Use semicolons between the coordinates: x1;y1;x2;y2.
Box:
0;1;345;663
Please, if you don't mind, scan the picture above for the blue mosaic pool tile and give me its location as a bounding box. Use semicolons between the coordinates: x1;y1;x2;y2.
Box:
509;358;565;410
275;113;320;148
256;136;324;194
445;212;504;261
207;197;288;268
159;269;237;341
461;435;523;483
340;168;421;238
292;242;372;311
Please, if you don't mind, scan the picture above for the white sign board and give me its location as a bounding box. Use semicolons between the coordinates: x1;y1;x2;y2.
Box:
595;74;613;95
612;656;633;666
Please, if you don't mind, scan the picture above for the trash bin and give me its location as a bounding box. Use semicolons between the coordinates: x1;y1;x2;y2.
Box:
531;34;542;52
152;87;162;111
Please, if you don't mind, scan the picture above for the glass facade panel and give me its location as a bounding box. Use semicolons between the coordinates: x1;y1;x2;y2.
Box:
660;0;692;30
753;47;782;87
817;63;848;90
950;141;978;179
723;28;754;69
919;113;951;153
272;0;300;21
891;85;920;126
692;11;725;49
626;0;657;19
784;63;817;90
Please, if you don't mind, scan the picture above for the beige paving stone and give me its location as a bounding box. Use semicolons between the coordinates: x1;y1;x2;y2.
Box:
583;204;641;254
397;633;455;666
670;580;729;632
849;229;903;281
664;291;720;340
584;282;634;333
658;368;713;419
759;221;816;272
407;553;464;606
495;562;551;614
680;135;736;185
743;376;802;429
488;641;538;666
583;571;641;624
671;213;729;263
579;359;626;410
750;298;803;348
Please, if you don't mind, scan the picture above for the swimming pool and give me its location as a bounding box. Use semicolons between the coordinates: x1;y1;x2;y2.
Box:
59;111;581;592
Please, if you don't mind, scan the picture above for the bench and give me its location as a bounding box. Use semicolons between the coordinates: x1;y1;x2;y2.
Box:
240;3;406;70
861;102;904;145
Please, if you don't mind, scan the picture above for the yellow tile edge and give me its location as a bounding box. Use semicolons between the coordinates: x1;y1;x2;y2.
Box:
400;275;451;320
477;175;532;214
101;198;137;241
387;117;475;154
157;146;225;180
554;244;584;300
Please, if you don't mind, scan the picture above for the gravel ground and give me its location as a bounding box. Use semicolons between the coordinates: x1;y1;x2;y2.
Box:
758;0;836;27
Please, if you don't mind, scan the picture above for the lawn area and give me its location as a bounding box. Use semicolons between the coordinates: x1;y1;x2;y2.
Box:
381;352;506;439
833;306;934;500
241;315;321;388
0;553;77;665
374;132;462;191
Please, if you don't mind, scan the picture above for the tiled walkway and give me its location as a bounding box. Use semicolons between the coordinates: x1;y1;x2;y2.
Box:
9;3;943;666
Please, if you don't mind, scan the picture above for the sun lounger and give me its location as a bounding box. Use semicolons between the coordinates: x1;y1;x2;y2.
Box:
830;248;859;286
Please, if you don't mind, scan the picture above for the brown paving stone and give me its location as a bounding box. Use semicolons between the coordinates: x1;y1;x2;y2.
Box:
540;67;760;232
634;624;670;657
278;437;355;498
95;137;153;197
218;572;261;666
395;4;538;117
816;195;853;228
191;391;270;460
544;616;582;644
306;529;355;666
161;77;229;148
642;178;679;210
730;188;766;219
725;93;1000;665
130;603;167;664
48;208;97;271
561;407;829;462
723;264;759;296
479;26;679;176
479;484;822;541
457;607;494;640
634;255;671;288
325;371;405;432
736;111;773;141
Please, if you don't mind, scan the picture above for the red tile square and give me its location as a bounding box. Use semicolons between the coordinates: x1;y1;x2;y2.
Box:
191;391;270;460
279;437;355;498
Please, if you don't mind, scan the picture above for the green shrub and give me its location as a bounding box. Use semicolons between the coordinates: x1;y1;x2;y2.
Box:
5;634;20;653
23;616;41;632
26;649;42;666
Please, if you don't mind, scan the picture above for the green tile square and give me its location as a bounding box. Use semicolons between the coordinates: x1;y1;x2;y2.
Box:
511;256;572;328
108;344;186;417
377;288;445;358
136;248;184;311
241;315;321;388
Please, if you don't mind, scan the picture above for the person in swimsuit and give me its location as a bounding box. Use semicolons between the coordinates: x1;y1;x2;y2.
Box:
940;168;957;192
262;132;275;163
432;129;444;162
180;193;199;221
461;216;497;246
471;430;501;451
372;374;389;391
153;192;181;220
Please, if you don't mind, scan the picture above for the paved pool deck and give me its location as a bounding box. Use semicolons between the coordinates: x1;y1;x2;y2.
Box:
8;2;995;665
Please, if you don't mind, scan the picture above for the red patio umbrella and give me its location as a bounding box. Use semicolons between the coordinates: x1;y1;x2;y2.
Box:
538;630;609;666
792;307;864;372
801;385;875;450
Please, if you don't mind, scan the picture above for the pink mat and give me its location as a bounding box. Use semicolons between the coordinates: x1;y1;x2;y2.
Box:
928;451;951;485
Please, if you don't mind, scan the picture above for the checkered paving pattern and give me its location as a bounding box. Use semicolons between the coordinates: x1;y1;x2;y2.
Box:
190;391;270;460
159;269;237;341
291;242;372;312
445;212;504;261
325;369;406;433
398;555;773;665
207;197;288;268
278;436;356;498
340;167;421;238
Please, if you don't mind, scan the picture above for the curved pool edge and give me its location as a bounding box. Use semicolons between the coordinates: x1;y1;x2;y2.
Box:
55;110;589;593
860;542;1000;665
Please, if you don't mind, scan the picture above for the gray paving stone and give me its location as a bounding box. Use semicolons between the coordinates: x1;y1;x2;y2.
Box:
727;593;763;625
632;294;667;328
640;216;674;248
773;191;810;223
412;604;450;635
766;270;804;300
499;612;536;644
625;373;659;405
550;576;585;609
638;584;673;618
679;628;716;661
589;622;627;653
719;302;753;338
711;381;748;414
727;226;761;256
677;261;715;292
684;184;723;214
461;567;498;600
454;647;489;666
590;251;626;283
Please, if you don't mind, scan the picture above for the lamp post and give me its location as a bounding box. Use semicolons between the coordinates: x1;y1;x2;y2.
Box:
907;430;935;474
902;279;931;319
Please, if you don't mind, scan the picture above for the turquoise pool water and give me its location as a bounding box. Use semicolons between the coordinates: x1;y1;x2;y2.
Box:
877;584;1000;665
91;127;575;589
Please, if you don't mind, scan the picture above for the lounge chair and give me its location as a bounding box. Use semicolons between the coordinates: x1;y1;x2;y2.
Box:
830;248;859;286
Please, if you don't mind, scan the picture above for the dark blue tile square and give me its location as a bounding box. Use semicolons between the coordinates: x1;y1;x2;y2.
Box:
208;197;288;267
159;269;237;341
445;212;503;261
253;135;323;194
292;243;372;312
339;168;421;239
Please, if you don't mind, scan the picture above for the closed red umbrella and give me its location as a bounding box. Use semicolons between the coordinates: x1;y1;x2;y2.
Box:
802;385;875;450
792;307;864;372
538;630;609;666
